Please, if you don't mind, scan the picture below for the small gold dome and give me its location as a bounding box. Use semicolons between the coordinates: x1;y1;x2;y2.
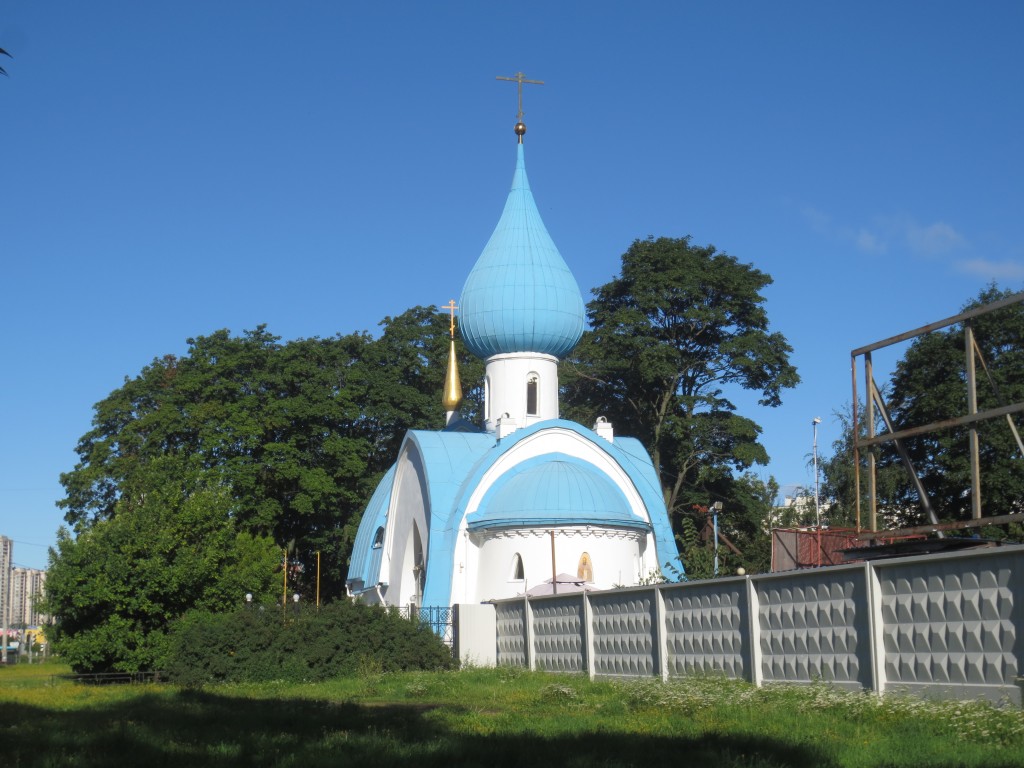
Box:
514;121;527;136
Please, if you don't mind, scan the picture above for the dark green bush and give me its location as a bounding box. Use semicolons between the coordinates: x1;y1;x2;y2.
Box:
166;601;456;686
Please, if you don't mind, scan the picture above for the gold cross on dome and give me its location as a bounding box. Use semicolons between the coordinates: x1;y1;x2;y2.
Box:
496;71;544;122
441;299;458;338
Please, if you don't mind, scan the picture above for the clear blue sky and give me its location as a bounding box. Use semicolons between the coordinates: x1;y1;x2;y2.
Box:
2;2;1022;570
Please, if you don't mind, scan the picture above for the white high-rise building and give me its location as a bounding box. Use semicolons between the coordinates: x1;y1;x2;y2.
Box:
0;537;48;631
10;567;47;627
0;536;12;633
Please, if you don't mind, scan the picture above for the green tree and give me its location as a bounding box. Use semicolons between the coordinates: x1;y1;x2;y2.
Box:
43;458;280;672
563;236;798;559
58;326;376;600
51;307;477;671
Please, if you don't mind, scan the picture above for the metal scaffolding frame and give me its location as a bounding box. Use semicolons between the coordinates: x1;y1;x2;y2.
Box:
851;291;1024;539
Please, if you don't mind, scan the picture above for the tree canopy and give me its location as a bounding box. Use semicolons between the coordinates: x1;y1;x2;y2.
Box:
47;308;482;671
563;236;798;572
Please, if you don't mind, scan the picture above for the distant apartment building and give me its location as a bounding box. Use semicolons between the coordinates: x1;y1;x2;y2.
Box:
0;536;11;630
1;536;48;629
9;567;47;627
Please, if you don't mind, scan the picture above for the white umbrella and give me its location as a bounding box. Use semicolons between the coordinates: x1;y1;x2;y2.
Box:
524;573;589;596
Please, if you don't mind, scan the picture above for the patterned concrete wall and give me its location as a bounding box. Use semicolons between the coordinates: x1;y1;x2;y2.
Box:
495;599;528;667
875;551;1024;703
756;566;871;691
486;545;1024;702
662;579;749;679
532;595;586;672
589;590;658;676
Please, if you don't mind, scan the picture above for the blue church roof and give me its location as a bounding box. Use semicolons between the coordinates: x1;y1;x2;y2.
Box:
347;464;395;591
459;144;585;359
466;455;650;531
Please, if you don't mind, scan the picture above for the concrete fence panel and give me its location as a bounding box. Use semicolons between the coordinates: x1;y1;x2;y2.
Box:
874;549;1024;703
483;545;1024;702
662;578;750;680
588;589;659;677
495;598;528;668
755;565;872;691
531;594;586;673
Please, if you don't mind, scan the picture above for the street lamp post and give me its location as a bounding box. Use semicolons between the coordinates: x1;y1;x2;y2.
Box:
813;417;822;567
812;417;822;529
710;501;723;577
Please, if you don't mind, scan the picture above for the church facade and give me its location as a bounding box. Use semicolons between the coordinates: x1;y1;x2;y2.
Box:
346;116;680;608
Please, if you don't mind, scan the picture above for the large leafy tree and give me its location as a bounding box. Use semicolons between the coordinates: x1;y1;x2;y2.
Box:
44;459;280;672
58;326;376;596
824;286;1024;529
50;307;477;671
563;237;798;567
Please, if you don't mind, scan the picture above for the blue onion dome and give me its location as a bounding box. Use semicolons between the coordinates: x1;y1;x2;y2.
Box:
459;144;585;359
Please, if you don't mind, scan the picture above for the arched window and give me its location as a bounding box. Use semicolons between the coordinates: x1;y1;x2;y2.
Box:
509;553;525;581
372;527;385;549
526;375;538;416
577;552;593;582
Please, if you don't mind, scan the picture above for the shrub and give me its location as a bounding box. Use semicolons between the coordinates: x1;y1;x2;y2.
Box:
165;600;455;686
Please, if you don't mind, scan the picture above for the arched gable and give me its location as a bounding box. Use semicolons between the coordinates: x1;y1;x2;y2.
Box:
382;439;431;601
421;419;678;605
387;430;494;605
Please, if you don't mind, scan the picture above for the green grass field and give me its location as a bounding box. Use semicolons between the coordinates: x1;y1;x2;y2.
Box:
2;661;1023;767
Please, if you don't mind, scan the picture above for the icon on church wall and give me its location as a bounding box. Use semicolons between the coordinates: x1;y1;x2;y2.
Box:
577;552;593;582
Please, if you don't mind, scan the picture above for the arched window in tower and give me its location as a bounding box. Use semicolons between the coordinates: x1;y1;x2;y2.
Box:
577;552;593;582
372;527;385;549
485;375;491;420
509;553;525;581
526;374;539;416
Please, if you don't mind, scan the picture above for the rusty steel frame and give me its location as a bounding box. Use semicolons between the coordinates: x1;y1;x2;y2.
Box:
850;291;1024;540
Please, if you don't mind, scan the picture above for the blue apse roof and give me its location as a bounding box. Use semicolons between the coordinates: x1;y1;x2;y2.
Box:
459;143;585;360
466;455;650;531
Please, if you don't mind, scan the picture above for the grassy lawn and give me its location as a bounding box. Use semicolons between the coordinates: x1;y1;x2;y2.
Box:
2;661;1023;767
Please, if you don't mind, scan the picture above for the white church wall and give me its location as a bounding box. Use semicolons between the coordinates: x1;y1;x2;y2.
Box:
456;528;651;603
